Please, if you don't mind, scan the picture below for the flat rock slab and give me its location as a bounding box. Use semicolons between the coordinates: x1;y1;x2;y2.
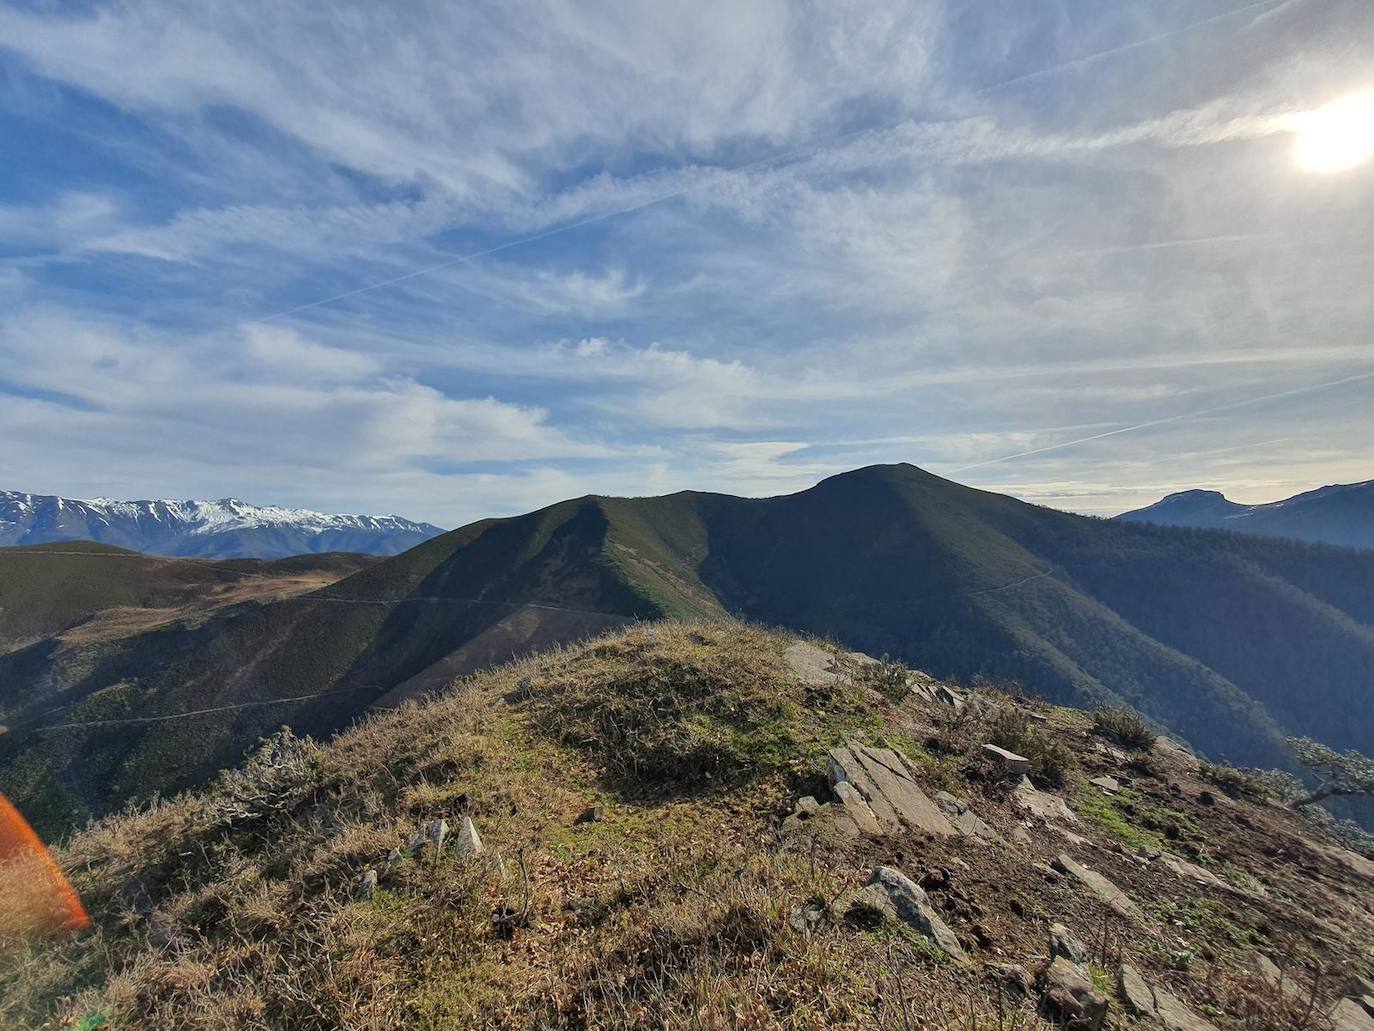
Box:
1334;999;1374;1031
1012;776;1080;826
983;743;1030;775
1089;775;1121;793
784;641;842;686
1119;963;1219;1031
1055;853;1143;922
934;790;1005;845
828;744;956;837
1159;854;1234;893
862;866;967;962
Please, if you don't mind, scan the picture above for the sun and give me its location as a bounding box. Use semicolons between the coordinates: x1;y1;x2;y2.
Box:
1294;91;1374;173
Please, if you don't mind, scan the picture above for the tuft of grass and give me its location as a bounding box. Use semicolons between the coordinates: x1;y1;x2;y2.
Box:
1091;706;1156;750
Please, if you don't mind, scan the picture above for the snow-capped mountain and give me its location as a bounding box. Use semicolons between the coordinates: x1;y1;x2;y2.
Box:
0;490;445;559
1116;478;1374;550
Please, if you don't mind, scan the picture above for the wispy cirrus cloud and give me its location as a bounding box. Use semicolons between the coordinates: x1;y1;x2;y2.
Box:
0;0;1371;524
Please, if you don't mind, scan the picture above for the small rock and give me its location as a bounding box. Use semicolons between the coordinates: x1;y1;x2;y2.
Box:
1011;825;1033;848
1049;922;1087;964
831;781;883;835
788;902;827;934
794;796;821;816
860;866;968;962
358;868;378;901
934;684;965;709
1040;956;1108;1031
1053;853;1143;922
575;804;605;825
934;790;1006;845
455;815;483;858
983;743;1031;776
426;818;449;857
988;962;1032;996
383;847;403;878
1013;776;1080;825
1089;775;1120;793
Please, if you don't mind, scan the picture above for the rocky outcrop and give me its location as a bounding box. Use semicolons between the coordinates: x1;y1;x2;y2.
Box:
934;790;1005;845
1119;963;1220;1031
1012;776;1080;826
855;866;967;962
827;744;956;837
983;744;1030;776
1053;854;1142;922
1040;956;1108;1031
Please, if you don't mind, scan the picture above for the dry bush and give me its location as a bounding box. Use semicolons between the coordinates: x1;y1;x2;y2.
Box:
1091;706;1156;750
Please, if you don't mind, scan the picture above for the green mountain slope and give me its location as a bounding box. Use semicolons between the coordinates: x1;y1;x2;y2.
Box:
5;464;1374;838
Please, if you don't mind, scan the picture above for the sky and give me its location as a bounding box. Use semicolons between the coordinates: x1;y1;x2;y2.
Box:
1;0;1372;527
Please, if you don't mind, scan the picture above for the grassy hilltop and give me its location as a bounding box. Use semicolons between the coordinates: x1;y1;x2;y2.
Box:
4;621;1372;1030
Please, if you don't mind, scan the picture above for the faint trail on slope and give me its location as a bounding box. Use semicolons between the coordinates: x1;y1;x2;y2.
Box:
968;569;1056;595
31;685;382;732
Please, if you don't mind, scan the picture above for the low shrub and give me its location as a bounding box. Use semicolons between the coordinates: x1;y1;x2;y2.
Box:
1091;706;1156;750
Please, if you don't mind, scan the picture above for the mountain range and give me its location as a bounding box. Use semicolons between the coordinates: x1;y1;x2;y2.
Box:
1118;477;1374;550
4;462;1374;838
0;490;444;559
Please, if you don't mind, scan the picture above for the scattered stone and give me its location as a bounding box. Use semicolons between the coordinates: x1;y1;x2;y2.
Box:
788;901;827;934
426;818;449;857
987;962;1032;996
1049;922;1087;964
830;780;883;835
455;816;483;858
828;744;956;837
1040;956;1109;1031
1032;862;1062;882
983;743;1031;776
859;866;967;962
1089;775;1121;793
934;790;1006;845
407;827;426;856
795;796;820;815
357;868;378;901
1011;825;1033;848
1053;853;1143;922
934;684;965;709
1160;854;1229;891
1028;712;1049;724
1012;776;1081;826
383;847;403;878
575;804;605;825
1118;963;1220;1031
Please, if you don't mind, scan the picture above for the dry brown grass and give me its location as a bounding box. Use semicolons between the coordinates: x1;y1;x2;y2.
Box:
3;620;1371;1030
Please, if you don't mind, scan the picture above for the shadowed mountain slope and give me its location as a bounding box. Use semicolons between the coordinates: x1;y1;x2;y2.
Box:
5;464;1374;837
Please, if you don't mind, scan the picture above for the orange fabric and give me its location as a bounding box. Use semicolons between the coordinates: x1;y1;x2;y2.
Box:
0;793;90;939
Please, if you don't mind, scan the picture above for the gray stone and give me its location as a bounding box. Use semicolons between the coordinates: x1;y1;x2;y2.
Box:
794;796;821;816
1119;963;1221;1031
426;818;449;856
784;641;842;686
827;744;956;837
1012;776;1080;826
1160;854;1229;891
983;743;1031;776
988;962;1032;995
358;868;378;901
1040;956;1108;1031
934;684;965;709
831;781;882;835
1049;922;1087;964
934;790;1006;845
1089;775;1121;793
383;847;403;878
863;866;967;962
1053;853;1143;922
1011;825;1033;848
455;815;483;858
1334;999;1374;1031
575;803;606;825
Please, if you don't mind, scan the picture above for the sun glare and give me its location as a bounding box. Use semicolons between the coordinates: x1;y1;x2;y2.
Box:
1294;91;1374;173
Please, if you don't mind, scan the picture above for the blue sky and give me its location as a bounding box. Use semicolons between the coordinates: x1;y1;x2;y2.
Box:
1;0;1372;526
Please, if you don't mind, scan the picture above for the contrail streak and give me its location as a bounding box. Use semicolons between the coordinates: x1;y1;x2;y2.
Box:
949;369;1374;473
980;0;1301;94
251;0;1295;324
